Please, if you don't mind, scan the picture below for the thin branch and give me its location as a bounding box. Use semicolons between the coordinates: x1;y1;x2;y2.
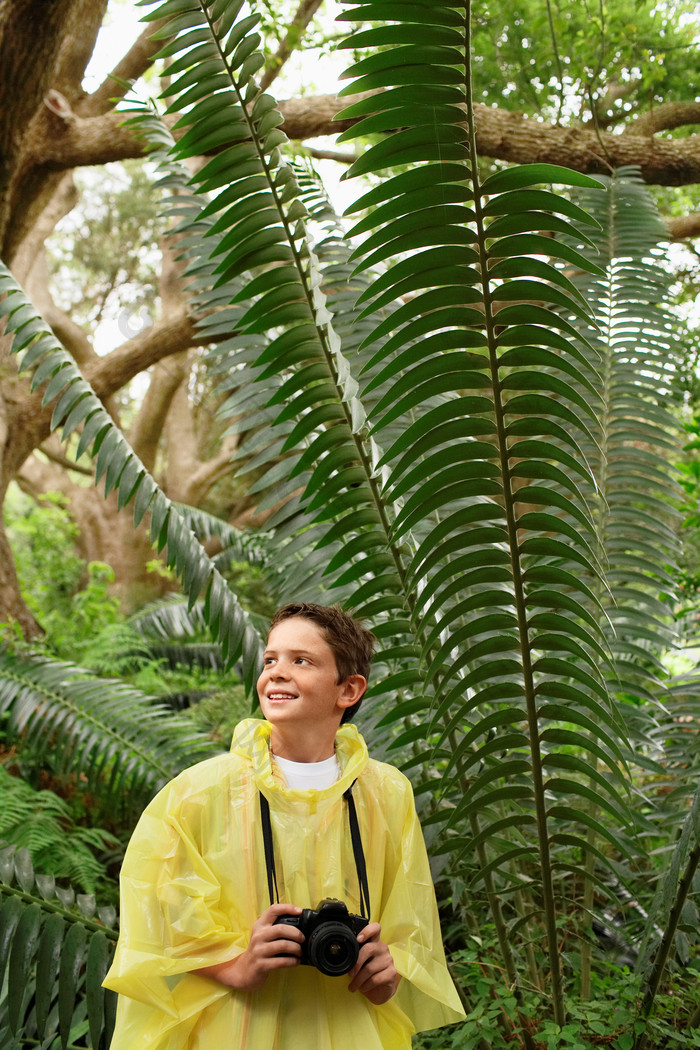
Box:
85;312;204;398
25;252;97;368
179;433;240;505
305;146;356;164
259;0;324;92
666;212;700;241
80;20;170;117
128;355;188;469
627;101;700;137
544;0;565;123
36;439;93;476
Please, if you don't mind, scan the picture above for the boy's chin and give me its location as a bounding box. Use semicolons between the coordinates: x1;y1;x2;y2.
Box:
262;702;298;720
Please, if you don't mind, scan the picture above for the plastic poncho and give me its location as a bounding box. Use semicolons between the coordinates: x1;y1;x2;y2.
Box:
103;718;465;1050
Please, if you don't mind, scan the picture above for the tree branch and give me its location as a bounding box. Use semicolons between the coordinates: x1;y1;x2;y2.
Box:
306;146;356;165
11;172;78;284
182;434;240;505
25;253;97;368
259;0;324;92
627;102;700;138
470;104;700;185
36;436;93;476
79;20;170;117
128;355;188;470
7;310;211;475
25;95;700;188
667;213;700;241
0;0;87;244
85;312;205;398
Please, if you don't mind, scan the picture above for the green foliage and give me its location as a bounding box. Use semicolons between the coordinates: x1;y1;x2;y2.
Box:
254;0;336;87
414;952;700;1049
0;766;117;896
0;261;265;685
467;0;700;123
47;160;164;329
676;413;700;599
6;489;84;625
183;684;252;745
0;843;117;1050
5;488;122;658
0;648;223;815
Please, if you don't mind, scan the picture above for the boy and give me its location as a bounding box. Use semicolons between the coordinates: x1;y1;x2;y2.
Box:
104;603;465;1049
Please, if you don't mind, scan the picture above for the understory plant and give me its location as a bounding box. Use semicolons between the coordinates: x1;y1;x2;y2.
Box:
0;1;698;1047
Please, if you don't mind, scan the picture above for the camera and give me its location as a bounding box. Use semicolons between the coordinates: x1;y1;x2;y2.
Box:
273;898;369;976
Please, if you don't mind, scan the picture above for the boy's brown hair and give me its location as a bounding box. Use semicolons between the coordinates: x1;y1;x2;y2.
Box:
268;603;375;723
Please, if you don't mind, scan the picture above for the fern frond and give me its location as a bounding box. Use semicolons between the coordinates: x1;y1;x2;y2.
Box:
565;167;682;688
0;768;116;894
334;0;633;1019
0;842;116;1050
0;261;264;688
0;649;222;810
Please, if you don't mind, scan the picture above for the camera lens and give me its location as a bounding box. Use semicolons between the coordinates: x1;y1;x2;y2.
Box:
307;921;360;976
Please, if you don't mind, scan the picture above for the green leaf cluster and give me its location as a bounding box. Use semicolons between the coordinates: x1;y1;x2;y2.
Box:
0;843;117;1050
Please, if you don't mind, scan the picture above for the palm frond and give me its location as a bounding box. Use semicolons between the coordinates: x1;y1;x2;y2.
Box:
565;167;682;693
135;0;654;1015
0;263;264;688
635;776;700;1026
3;0;692;1035
0;842;117;1050
135;1;421;633
328;0;660;1019
0;649;222;811
533;167;687;991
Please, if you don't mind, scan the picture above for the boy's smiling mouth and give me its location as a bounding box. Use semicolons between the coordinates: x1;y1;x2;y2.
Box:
266;692;298;701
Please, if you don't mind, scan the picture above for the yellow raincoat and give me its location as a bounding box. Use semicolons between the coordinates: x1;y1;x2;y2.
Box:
104;718;465;1049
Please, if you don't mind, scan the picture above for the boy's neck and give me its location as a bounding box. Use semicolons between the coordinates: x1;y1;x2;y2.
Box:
269;726;338;764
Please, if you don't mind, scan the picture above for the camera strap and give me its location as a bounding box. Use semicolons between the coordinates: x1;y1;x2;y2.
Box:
259;779;371;919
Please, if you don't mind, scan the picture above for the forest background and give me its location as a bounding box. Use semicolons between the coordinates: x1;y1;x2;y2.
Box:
2;0;700;1048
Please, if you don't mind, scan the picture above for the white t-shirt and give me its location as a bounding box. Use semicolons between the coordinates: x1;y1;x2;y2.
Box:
273;753;340;790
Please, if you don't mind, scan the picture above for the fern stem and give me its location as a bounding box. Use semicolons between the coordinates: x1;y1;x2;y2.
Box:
636;843;700;1045
0;882;118;939
463;0;566;1027
196;0;417;619
446;729;518;987
463;0;564;1024
452;786;537;1049
513;887;543;992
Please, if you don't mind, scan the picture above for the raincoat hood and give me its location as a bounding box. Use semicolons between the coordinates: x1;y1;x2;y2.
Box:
231;717;369;807
104;719;464;1050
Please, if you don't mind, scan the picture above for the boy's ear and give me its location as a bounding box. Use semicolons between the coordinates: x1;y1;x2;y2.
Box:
337;674;367;710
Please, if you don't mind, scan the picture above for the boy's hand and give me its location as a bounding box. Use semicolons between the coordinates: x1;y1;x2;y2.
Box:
194;903;304;991
347;923;400;1005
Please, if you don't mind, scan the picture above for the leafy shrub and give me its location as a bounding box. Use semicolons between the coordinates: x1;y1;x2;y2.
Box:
5;488;121;656
0;765;118;895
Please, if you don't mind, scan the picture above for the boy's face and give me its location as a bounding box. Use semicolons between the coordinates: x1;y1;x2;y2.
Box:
257;617;365;736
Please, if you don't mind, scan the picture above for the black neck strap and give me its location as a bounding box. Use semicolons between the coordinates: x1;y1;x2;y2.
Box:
259;780;370;919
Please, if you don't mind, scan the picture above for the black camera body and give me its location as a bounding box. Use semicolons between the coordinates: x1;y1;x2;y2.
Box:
274;898;369;976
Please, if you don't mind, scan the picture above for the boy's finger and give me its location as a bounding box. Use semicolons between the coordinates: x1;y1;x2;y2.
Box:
269;936;303;955
262;902;302;920
270;923;305;942
356;922;381;944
